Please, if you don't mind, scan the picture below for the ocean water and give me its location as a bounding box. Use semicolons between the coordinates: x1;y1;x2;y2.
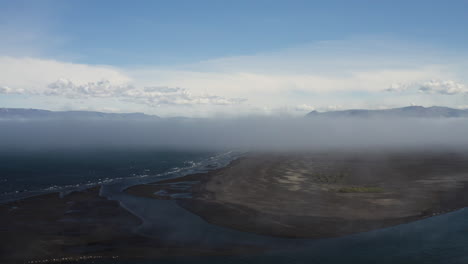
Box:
0;149;229;202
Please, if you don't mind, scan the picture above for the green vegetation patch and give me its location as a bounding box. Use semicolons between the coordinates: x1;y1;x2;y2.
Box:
337;186;384;193
313;172;348;184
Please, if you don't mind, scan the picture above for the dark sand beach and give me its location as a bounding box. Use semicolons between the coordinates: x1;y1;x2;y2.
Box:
128;152;468;238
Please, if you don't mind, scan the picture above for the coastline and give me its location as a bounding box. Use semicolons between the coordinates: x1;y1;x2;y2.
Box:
0;184;263;263
125;157;246;199
127;152;468;238
5;151;468;262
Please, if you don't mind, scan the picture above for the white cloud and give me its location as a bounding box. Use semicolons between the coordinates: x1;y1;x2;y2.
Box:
128;66;451;105
386;80;468;95
121;86;246;106
0;57;246;107
46;79;132;98
0;86;25;94
1;78;246;106
0;56;131;91
384;83;409;92
418;80;468;95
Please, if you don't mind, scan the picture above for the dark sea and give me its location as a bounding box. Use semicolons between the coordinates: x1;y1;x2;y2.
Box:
0;149;219;200
2;149;468;264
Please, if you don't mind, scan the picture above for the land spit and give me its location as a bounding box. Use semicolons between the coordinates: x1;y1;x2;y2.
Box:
127;151;468;238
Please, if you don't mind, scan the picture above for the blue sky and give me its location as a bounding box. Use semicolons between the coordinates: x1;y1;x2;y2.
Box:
1;0;468;116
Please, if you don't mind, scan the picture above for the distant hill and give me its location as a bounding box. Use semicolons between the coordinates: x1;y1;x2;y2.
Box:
306;106;468;118
0;108;159;121
2;106;467;121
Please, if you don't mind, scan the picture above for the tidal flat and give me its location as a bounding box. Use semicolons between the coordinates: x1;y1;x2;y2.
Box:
128;151;468;238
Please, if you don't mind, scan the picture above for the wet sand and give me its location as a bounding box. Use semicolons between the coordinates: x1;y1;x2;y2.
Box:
127;152;468;238
0;186;262;264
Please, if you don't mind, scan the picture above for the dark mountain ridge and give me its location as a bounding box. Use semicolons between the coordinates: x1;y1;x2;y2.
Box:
0;108;159;121
306;106;468;118
1;106;467;120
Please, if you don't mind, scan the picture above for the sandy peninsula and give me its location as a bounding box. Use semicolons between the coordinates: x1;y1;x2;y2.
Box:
127;151;468;238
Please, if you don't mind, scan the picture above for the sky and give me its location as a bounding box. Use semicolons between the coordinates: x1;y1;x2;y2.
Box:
0;0;468;117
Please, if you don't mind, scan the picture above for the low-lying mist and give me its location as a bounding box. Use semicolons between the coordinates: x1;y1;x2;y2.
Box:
1;117;468;152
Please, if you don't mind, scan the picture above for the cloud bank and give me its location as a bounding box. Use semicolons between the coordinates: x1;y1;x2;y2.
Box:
386;80;468;95
0;56;246;107
419;80;468;95
43;79;245;106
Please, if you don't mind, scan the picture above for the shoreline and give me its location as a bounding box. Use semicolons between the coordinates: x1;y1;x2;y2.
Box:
125;157;245;199
5;151;468;262
127;152;468;238
0;182;265;263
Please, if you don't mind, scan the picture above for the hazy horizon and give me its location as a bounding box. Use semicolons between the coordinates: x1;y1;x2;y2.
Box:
1;117;467;152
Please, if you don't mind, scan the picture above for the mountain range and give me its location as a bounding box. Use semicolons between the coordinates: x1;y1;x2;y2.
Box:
0;108;159;121
1;106;467;120
306;106;468;118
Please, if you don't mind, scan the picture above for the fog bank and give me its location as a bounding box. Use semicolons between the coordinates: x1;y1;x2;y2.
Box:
1;117;468;152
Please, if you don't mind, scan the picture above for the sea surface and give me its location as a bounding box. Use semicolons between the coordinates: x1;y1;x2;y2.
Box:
0;149;232;202
2;149;468;264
